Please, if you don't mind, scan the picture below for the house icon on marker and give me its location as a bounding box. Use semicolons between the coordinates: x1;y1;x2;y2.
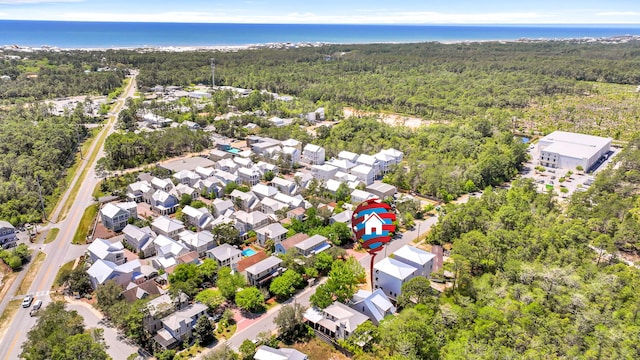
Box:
364;212;384;236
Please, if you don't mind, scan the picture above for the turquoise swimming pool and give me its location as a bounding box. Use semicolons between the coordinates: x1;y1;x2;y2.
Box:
242;248;257;257
227;147;241;154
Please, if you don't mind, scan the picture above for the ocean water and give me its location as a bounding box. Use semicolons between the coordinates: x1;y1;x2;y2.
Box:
1;21;640;48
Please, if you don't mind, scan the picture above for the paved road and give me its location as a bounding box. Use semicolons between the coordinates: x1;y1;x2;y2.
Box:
197;215;439;358
0;73;138;360
67;299;139;359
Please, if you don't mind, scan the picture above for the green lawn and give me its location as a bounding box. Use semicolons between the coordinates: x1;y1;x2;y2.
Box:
54;260;75;288
44;228;59;244
72;204;99;245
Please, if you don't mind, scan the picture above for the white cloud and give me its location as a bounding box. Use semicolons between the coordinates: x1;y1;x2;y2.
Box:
596;11;640;16
0;0;82;4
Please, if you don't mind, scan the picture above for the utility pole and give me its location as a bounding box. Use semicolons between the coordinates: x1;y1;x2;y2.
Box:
35;175;47;221
210;58;215;89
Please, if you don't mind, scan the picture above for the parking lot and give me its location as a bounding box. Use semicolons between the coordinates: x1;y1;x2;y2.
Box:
520;142;621;200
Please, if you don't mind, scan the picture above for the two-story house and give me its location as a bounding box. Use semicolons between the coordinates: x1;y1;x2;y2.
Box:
100;202;138;232
237;167;261;186
212;198;234;217
304;302;368;340
244;256;283;287
350;164;375;186
302;143;326;165
338;150;359;163
349;289;396;325
0;220;17;246
392;245;436;278
206;243;242;269
181;205;214;230
122;224;156;258
310;164;338;181
126;180;153;203
150;190;179;215
87;238;126;265
233;210;270;236
229;190;259;211
151;177;174;192
271;177;297;196
255;223;288;248
154;303;208;350
172;170;201;187
178;230;216;257
373;257;419;300
87;259;142;288
151;216;185;240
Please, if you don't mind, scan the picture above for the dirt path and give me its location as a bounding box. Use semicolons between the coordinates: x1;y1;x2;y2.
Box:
343;107;448;129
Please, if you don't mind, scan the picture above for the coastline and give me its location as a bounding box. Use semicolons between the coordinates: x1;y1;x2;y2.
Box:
3;34;640;53
2;21;640;52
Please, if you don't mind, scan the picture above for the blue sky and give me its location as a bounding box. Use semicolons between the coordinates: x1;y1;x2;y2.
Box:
1;0;640;24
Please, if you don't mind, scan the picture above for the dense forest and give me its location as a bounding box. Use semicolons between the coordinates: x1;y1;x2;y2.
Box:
99;127;211;170
371;174;640;359
0;105;87;224
0;52;125;101
100;41;640;138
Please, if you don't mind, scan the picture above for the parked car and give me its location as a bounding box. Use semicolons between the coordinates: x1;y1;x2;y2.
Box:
30;300;43;316
22;295;33;308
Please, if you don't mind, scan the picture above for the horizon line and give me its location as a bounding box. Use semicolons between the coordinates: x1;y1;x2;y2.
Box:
2;19;640;26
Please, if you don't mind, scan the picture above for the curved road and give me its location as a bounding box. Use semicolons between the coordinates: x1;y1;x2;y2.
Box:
0;72;138;360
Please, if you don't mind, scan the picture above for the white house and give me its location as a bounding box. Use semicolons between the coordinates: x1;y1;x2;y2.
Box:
173;170;200;187
122;224;156;258
356;154;381;179
229;190;259;211
244;256;283;287
373;257;418;299
271;177;297;195
150;190;179;215
282;146;301;165
87;259;142;288
351;189;377;204
206;243;242;268
304;302;368;340
392;245;436;278
87;238;125;265
238;167;261;186
254;345;308;360
151;216;185;240
181;206;213;230
178;230;216;257
310;164;338;181
252;184;278;200
173;183;199;200
151;177;174;192
100;202;137;232
233;210;270;235
154;303;208;349
349;289;396;326
260;197;289;215
212;198;234;217
213;169;239;185
215;159;238;173
153;234;190;258
127;180;153;203
234;157;254;169
326;159;357;174
302;144;326;165
255;223;288;247
338;150;360;163
350;164;375;185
